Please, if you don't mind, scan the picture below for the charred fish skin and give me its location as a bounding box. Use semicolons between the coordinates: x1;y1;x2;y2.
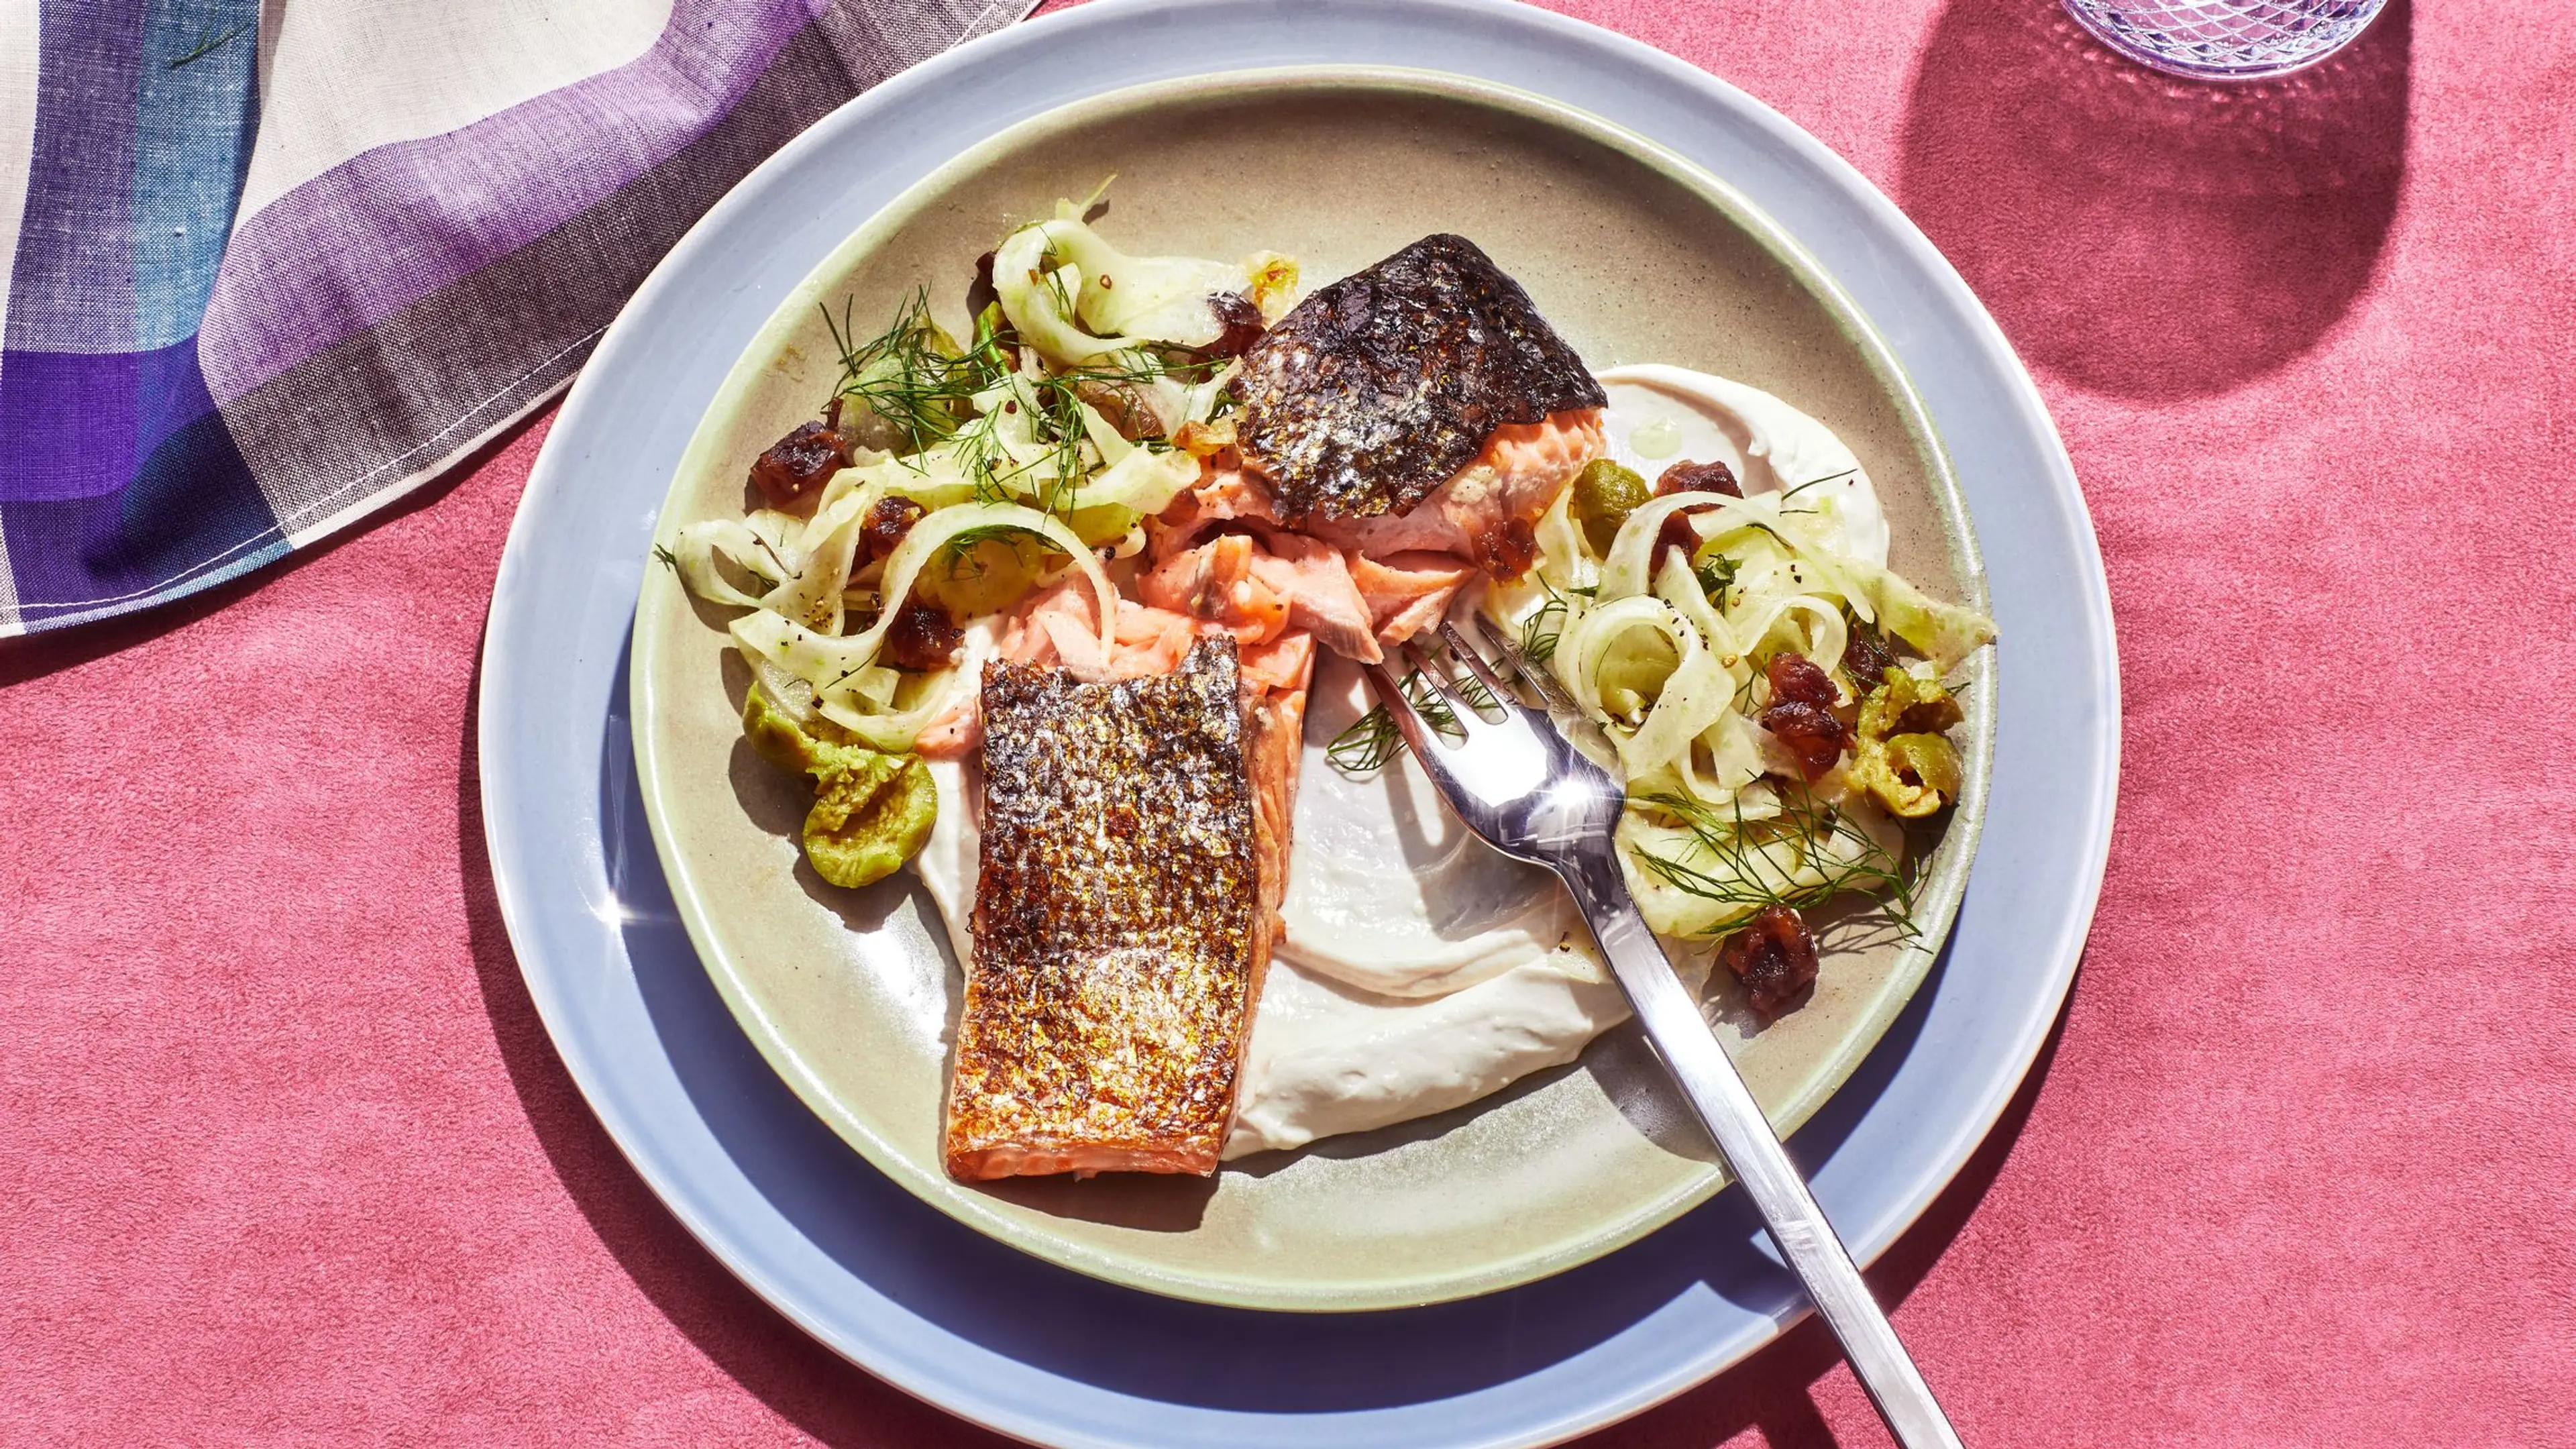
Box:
1234;233;1609;525
947;637;1266;1180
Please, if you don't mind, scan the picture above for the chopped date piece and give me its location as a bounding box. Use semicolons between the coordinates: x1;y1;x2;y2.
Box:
1762;701;1849;781
1202;291;1267;358
1842;618;1896;693
859;496;925;566
1646;462;1741;563
749;420;851;508
881;598;963;672
1760;657;1850;780
1470;513;1540;578
1721;905;1819;1016
1766;652;1841;711
1656;458;1741;498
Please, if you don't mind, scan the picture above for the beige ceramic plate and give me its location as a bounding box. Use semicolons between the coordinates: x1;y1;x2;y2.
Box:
630;68;1992;1313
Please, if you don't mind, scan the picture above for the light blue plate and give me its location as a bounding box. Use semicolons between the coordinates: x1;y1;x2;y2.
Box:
478;1;2118;1445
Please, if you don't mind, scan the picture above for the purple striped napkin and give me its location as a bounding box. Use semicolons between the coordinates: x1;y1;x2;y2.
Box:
0;0;1027;636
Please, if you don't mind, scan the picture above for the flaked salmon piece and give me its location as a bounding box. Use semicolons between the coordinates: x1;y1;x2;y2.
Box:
1111;602;1202;676
922;584;1208;761
1139;512;1389;666
1240;684;1301;968
1351;550;1475;649
999;579;1202;680
1241;531;1381;665
1140;531;1252;616
946;637;1279;1180
1140;532;1290;646
1159;466;1284;542
1313;409;1605;574
913;688;982;761
1240;631;1317;705
1000;580;1092;665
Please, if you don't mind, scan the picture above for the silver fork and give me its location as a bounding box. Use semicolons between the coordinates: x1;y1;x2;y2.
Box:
1364;621;1966;1449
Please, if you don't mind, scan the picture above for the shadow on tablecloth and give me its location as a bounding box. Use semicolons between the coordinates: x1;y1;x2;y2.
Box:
1897;0;2413;402
1594;1007;2072;1449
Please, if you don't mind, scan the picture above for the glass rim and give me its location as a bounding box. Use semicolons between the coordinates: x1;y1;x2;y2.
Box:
2059;0;2388;82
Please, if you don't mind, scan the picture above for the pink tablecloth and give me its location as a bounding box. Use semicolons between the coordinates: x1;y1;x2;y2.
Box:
7;1;2571;1443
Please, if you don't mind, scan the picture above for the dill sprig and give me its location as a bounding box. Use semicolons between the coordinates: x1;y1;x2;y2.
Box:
651;544;679;572
1694;551;1739;605
1447;659;1503;714
1327;669;1471;774
930;522;1070;578
822;285;1220;522
1628;786;1917;936
1519;582;1571;665
1774;468;1858;518
1326;704;1403;773
825;288;1000;455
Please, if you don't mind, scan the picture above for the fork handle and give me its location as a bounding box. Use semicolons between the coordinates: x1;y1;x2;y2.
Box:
1556;865;1966;1449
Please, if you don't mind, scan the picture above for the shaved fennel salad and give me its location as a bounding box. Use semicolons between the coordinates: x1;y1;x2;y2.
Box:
661;201;1299;885
1466;419;1994;985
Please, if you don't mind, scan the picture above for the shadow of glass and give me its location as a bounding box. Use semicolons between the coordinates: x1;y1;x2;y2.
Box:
1896;0;2411;401
458;631;2061;1436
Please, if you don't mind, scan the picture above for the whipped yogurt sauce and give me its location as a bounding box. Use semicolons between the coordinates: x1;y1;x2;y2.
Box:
913;367;1887;1158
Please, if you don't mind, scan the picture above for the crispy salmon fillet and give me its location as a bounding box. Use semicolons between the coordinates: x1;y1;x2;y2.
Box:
945;637;1279;1179
1180;235;1605;647
939;238;1614;1183
1235;233;1607;525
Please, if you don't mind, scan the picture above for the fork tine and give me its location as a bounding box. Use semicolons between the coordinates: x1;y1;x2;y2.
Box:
1401;640;1512;729
1362;661;1456;773
1396;641;1466;710
1435;621;1518;704
1472;612;1585;717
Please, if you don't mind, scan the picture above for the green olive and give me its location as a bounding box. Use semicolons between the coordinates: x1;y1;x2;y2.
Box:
1568;459;1651;555
803;749;937;888
1874;733;1964;818
1856;669;1964;743
741;685;938;888
1854;670;1966;818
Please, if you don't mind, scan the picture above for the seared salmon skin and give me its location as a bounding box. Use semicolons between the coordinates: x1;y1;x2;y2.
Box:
1234;233;1607;525
946;637;1273;1179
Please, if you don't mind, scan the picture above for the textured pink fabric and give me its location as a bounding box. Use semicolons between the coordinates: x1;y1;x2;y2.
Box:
5;1;2573;1444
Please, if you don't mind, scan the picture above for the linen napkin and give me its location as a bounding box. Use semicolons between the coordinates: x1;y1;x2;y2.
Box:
0;0;1028;636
